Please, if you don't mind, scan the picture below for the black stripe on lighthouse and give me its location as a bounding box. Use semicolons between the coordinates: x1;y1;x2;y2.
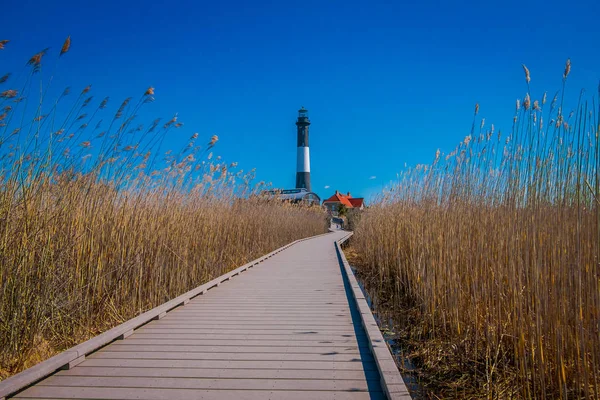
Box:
295;107;311;191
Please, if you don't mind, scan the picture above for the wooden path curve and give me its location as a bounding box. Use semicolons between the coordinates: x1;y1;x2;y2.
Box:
1;231;410;399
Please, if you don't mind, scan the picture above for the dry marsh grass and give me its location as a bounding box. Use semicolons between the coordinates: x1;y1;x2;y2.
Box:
351;61;599;398
0;39;327;378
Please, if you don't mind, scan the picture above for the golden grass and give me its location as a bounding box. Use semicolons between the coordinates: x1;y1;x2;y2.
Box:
351;61;599;398
0;39;327;379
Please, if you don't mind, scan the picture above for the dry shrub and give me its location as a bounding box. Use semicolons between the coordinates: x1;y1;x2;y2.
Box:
0;40;327;378
352;62;599;398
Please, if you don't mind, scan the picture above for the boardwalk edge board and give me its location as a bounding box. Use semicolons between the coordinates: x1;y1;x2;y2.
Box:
336;233;412;400
0;231;334;399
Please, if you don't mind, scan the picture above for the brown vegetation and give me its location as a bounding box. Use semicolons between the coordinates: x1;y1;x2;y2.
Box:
0;39;327;379
351;61;599;398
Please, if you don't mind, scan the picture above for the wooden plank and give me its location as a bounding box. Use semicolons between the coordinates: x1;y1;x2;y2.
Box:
190;291;348;294
15;387;386;400
187;293;349;296
172;308;351;312
163;312;353;316
57;367;380;381
142;321;356;327
155;320;354;325
104;344;363;354
174;306;351;310
184;296;349;300
135;328;358;334
183;301;351;304
165;310;351;314
197;290;347;292
157;320;354;325
128;333;366;340
121;338;363;347
162;316;353;320
90;351;374;363
79;358;378;371
39;375;375;391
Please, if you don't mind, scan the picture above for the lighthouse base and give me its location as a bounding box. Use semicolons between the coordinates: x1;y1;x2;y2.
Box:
296;172;311;192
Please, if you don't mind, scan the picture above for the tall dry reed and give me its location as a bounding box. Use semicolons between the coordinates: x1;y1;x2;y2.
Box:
0;39;327;378
352;61;599;398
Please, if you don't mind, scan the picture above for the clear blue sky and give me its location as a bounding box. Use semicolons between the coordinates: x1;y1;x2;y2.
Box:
3;0;599;200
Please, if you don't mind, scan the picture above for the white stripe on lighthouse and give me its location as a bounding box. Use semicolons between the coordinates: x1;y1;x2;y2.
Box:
297;146;310;173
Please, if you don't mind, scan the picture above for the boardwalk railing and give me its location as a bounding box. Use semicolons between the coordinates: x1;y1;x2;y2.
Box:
336;233;410;399
0;232;331;400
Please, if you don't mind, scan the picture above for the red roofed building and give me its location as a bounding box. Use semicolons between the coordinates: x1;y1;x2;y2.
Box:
322;190;366;214
348;197;365;208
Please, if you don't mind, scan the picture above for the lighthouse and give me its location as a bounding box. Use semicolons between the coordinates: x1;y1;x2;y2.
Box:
295;107;311;191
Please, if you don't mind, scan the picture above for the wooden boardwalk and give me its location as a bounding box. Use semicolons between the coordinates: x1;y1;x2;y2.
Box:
3;231;410;399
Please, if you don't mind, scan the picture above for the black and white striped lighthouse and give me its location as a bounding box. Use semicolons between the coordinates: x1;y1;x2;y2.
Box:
295;107;311;191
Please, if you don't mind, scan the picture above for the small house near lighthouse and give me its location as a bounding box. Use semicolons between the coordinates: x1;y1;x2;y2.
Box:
322;191;366;214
